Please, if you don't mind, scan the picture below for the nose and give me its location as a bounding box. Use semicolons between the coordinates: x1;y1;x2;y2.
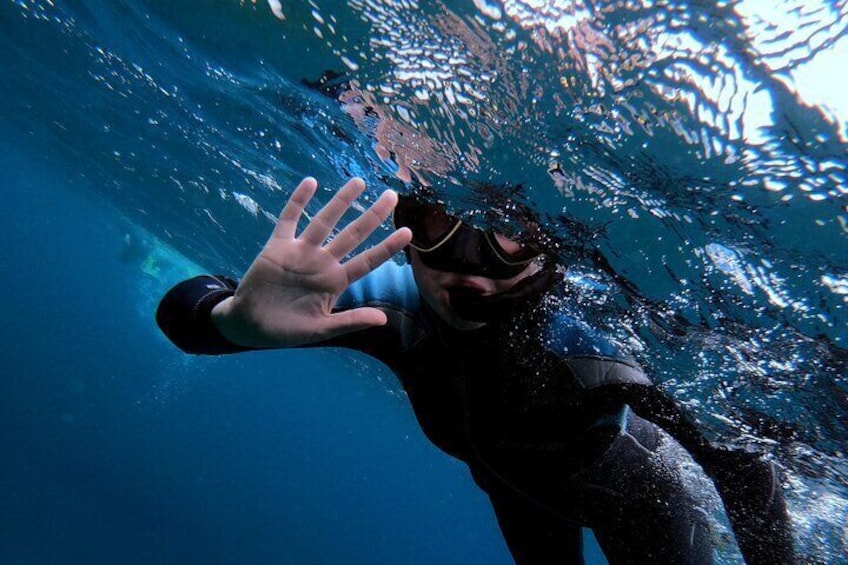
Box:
444;224;487;266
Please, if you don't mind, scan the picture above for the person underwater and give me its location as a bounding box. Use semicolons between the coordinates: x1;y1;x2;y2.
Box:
157;177;796;564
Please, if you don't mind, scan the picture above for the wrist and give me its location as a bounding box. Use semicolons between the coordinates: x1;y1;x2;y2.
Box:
210;297;252;347
211;296;282;349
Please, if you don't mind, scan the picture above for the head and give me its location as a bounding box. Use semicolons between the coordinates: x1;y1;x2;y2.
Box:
393;195;557;330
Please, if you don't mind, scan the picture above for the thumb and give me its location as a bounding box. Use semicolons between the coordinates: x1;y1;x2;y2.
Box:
322;307;389;339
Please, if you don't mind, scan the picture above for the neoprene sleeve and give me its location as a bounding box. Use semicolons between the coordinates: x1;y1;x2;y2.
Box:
155;275;253;355
586;384;797;565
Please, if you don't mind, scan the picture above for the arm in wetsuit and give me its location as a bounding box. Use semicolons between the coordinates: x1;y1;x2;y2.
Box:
584;383;797;565
537;312;796;564
156;261;425;364
156;274;249;355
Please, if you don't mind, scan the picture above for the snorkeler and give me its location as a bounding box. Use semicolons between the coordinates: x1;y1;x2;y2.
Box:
156;177;796;564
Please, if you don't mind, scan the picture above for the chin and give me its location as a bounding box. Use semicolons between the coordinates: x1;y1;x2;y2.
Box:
442;306;486;331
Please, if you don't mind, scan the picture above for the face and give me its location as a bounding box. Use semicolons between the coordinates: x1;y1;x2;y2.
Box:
409;248;541;331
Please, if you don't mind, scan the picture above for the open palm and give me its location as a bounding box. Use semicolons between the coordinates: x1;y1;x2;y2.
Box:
211;177;412;348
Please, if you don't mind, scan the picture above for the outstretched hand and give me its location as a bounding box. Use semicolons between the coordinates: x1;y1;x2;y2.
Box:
211;177;412;348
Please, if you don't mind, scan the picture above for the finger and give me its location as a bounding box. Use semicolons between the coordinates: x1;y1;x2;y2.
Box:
342;227;412;284
300;177;366;246
326;189;398;259
272;177;318;240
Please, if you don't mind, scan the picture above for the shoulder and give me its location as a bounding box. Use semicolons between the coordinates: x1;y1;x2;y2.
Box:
537;305;652;389
335;262;430;350
335;261;420;313
539;306;626;359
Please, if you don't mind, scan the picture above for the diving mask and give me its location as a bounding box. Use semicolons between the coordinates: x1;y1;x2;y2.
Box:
393;196;544;279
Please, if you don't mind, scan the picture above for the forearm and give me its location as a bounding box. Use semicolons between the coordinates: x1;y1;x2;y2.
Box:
156;275;256;355
156;274;402;358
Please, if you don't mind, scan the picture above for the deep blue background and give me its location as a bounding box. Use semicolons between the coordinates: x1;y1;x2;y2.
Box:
0;138;501;564
0;137;608;563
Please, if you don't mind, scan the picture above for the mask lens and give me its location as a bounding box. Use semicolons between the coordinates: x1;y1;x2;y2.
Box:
489;232;543;264
492;233;524;256
394;197;460;251
419;207;457;243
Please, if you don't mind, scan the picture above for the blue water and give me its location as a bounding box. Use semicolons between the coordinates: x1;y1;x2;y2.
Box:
2;1;847;563
0;140;530;563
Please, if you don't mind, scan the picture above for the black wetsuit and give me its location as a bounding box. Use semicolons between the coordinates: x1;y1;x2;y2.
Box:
156;262;795;565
